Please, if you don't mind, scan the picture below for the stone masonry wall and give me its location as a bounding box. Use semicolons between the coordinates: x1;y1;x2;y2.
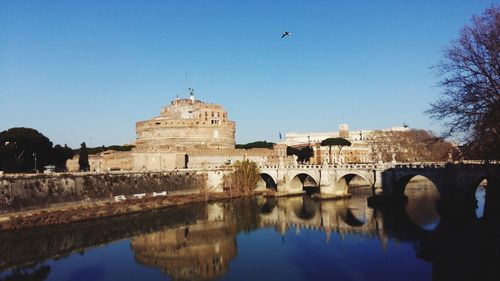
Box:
0;171;207;212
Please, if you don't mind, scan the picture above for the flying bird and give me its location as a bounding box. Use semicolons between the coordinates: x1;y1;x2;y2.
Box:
281;31;291;38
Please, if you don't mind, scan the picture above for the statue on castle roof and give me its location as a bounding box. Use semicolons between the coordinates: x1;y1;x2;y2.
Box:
188;88;195;102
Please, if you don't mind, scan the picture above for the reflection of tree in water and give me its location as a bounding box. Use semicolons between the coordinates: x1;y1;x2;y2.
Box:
404;176;441;231
230;197;261;233
0;263;51;281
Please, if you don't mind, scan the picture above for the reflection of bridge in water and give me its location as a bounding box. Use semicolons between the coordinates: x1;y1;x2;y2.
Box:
258;193;388;243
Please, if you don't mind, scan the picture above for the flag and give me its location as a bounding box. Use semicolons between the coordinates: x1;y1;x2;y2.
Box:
279;132;282;140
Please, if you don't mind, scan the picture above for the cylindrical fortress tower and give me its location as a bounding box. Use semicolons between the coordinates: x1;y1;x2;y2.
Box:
135;94;235;152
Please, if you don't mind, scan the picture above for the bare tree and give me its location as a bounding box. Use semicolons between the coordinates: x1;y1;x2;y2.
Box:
366;130;457;162
225;160;260;195
426;5;500;160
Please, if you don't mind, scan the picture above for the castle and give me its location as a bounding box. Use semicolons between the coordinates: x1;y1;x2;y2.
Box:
67;93;292;172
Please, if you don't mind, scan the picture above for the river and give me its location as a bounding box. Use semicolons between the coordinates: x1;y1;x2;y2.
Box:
0;179;497;281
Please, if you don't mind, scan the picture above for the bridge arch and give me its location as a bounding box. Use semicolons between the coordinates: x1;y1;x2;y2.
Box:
465;173;500;220
257;173;277;190
395;174;441;231
393;173;441;198
335;172;373;194
289;172;320;194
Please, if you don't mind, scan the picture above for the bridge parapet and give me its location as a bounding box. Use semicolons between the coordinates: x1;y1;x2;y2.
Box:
392;162;500;170
393;163;446;169
259;163;391;170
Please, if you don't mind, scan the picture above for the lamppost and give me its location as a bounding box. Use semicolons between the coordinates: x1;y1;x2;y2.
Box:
33;152;37;173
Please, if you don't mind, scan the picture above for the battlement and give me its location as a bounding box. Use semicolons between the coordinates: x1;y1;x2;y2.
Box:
186;147;279;157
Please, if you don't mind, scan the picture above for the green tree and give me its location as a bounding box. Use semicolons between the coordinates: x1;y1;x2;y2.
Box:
0;128;53;172
235;141;275;149
426;6;500;160
287;146;314;163
52;144;75;171
82;144;135;155
0;128;77;172
78;142;90;171
320;138;352;164
297;146;314;163
286;146;300;156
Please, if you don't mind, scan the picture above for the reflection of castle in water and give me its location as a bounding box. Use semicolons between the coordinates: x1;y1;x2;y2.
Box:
130;204;237;281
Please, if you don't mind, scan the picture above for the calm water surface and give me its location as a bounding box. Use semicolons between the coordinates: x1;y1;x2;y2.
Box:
0;180;497;281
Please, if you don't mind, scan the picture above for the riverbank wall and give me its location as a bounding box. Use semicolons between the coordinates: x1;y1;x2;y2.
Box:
0;171;209;213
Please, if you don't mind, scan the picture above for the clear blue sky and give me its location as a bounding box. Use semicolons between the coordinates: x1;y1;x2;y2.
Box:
0;0;497;148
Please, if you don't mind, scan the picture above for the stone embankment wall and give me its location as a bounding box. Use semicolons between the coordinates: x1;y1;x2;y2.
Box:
0;171;207;212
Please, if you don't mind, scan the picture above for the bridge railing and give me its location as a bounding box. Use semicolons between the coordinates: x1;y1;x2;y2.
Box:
393;161;499;169
393;162;446;169
258;163;391;170
258;161;499;171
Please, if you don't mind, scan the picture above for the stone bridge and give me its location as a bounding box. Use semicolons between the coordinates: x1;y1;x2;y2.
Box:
257;162;500;202
258;163;383;198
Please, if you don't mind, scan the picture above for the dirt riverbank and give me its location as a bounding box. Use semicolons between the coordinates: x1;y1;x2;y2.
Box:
0;192;254;231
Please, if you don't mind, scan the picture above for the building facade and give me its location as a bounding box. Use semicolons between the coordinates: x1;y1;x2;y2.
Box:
283;124;410;164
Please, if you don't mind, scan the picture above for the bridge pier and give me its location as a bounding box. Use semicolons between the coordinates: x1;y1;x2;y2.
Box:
373;170;383;194
274;173;306;197
313;168;351;200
